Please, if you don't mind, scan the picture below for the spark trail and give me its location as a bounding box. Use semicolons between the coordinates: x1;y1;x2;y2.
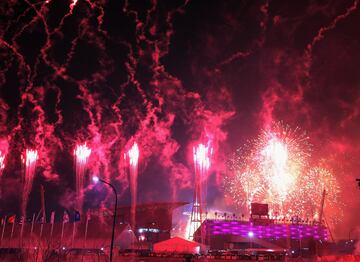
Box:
125;141;139;228
21;149;38;217
2;1;355;236
1;0;234;212
74;143;91;211
0;149;6;197
0;150;5;175
225;123;313;217
226;123;342;224
189;142;212;239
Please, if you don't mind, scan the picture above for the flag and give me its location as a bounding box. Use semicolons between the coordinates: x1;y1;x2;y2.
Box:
7;215;15;224
63;211;69;223
50;211;55;224
74;210;81;222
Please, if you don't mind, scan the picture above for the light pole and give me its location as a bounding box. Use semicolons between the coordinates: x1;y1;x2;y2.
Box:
349;227;356;241
93;176;117;262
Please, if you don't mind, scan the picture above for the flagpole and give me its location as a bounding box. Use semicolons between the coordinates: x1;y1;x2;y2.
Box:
39;185;46;240
20;216;24;247
50;211;54;245
84;211;89;248
30;213;35;235
60;220;65;246
50;222;54;239
10;217;15;242
1;216;6;245
40;218;44;239
61;211;67;247
72;221;76;247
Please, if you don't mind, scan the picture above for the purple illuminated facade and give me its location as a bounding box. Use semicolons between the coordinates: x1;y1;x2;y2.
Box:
206;220;328;240
194;219;329;250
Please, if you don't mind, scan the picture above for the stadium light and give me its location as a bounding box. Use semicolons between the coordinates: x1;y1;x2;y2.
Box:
248;231;254;249
92;176;99;183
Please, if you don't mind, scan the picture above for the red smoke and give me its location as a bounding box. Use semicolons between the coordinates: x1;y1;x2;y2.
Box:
0;0;359;240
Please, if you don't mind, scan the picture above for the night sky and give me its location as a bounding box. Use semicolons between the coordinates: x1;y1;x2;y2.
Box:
0;0;359;238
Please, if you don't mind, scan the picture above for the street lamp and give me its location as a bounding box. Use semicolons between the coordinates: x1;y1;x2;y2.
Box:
92;176;117;262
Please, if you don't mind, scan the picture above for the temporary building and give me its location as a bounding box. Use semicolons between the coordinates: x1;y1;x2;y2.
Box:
153;237;205;254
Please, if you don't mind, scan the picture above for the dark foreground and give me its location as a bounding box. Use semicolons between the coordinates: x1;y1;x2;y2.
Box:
0;249;284;261
0;248;359;261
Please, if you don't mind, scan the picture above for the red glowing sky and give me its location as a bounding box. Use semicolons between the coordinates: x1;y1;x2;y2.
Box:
0;0;359;238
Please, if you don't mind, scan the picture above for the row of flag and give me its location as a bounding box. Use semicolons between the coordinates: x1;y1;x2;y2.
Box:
1;210;91;225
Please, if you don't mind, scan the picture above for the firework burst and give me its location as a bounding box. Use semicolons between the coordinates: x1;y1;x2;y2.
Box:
292;167;342;223
225;123;341;221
